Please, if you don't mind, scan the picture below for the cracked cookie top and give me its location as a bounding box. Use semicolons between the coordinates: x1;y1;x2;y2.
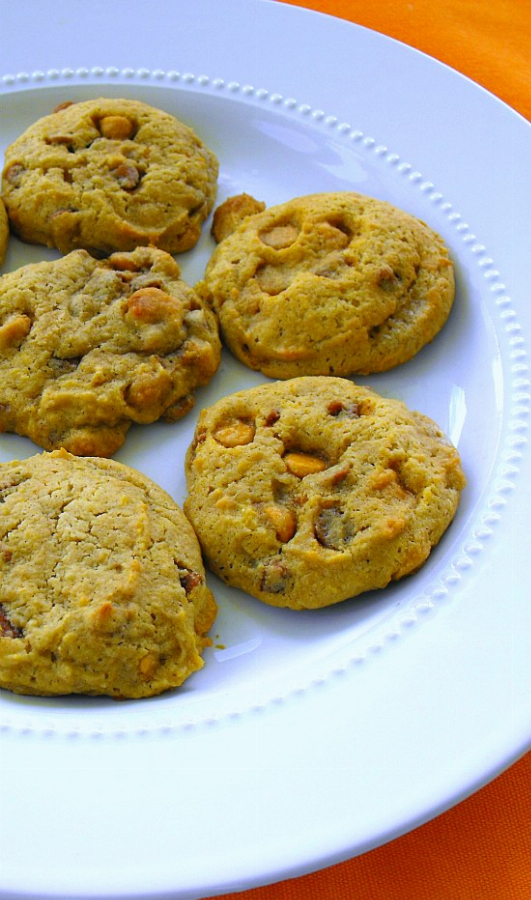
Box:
184;376;465;610
1;97;219;256
0;449;216;698
0;245;221;456
199;191;455;377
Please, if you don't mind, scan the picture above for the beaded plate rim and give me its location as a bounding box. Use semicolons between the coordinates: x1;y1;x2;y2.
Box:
0;67;527;739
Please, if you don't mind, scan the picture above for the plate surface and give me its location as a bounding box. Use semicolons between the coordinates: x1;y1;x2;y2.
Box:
0;2;530;898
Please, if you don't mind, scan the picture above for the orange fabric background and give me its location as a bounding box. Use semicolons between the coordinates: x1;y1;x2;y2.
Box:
203;2;531;899
281;0;531;121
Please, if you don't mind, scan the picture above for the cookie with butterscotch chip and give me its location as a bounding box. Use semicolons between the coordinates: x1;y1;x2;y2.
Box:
0;245;221;456
0;198;9;267
1;97;218;256
199;192;455;378
0;450;216;698
211;192;266;243
184;376;465;610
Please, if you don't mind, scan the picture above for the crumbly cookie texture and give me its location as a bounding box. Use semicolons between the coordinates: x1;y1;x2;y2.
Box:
0;246;221;456
0;198;9;267
0;449;217;698
184;376;465;610
199;191;455;378
1;97;218;256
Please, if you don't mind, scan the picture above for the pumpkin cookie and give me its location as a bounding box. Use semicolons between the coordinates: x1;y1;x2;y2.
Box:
211;192;266;243
0;449;216;698
200;192;455;377
0;245;221;456
0;199;8;267
184;376;465;610
1;97;218;255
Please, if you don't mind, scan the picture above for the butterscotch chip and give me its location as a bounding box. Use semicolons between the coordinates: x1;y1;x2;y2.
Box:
0;449;216;698
184;376;465;610
1;97;218;255
283;451;326;477
264;505;297;543
0;246;221;456
199;191;455;377
0;199;8;267
98;115;135;140
214;421;255;447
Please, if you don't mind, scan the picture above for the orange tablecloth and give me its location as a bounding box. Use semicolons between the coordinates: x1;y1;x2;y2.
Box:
205;2;531;899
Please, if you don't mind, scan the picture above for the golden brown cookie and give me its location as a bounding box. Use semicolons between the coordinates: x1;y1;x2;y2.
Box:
199;192;455;378
184;376;465;610
1;97;218;255
0;449;217;698
0;245;221;456
211;192;266;243
0;198;9;268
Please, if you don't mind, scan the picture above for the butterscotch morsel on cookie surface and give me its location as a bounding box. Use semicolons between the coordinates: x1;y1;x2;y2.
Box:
0;450;217;698
0;246;221;456
1;97;218;255
184;376;466;610
199;192;455;378
0;199;9;267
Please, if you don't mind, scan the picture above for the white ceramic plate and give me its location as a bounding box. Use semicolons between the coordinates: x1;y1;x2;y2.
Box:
0;2;530;898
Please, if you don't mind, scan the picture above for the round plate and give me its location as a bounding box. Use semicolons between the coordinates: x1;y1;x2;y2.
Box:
0;2;530;898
